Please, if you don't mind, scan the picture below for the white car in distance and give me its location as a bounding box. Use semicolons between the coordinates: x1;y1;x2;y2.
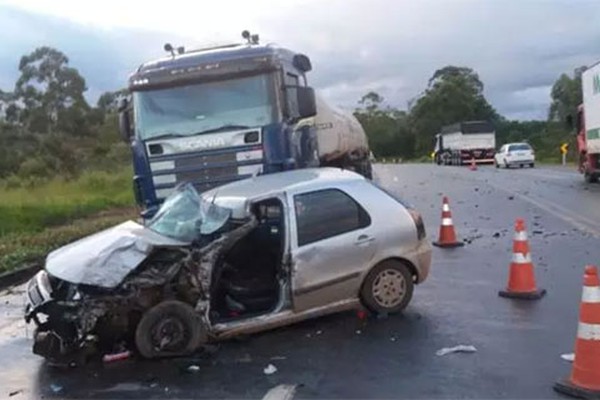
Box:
494;143;535;168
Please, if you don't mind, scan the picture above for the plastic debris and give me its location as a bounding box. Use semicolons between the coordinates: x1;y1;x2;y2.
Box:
187;365;200;372
270;356;287;361
263;364;278;375
315;330;322;335
9;389;23;397
102;350;131;363
50;384;63;393
261;384;298;400
355;330;362;335
561;353;575;362
436;345;477;356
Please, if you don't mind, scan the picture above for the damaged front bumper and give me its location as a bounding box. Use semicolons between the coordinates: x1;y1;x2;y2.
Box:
25;271;99;365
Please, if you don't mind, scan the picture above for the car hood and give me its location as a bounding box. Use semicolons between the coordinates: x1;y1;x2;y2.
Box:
46;220;187;288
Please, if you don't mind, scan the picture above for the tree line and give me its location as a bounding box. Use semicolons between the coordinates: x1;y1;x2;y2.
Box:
0;46;586;182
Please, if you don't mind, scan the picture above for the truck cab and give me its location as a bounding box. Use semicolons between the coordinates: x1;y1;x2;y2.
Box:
120;36;318;218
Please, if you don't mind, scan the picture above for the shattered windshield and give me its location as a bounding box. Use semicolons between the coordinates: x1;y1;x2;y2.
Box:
147;184;231;242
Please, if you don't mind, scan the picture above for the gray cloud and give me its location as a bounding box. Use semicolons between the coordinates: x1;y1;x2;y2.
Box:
1;0;599;119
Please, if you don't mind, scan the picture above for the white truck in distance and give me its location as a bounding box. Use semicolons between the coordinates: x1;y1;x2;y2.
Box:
434;121;496;166
577;62;600;182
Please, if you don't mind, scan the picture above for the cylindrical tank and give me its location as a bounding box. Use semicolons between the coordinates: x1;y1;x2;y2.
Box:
313;95;370;162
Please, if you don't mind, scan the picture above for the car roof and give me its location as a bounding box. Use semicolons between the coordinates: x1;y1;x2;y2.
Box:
201;168;365;215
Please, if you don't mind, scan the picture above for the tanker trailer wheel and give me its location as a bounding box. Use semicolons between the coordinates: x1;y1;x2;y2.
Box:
135;300;206;359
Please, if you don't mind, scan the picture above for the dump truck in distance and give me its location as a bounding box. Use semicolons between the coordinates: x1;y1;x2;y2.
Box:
576;62;600;182
434;121;496;166
118;32;371;218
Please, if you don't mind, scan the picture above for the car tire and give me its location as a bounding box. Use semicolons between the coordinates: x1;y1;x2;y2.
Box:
495;160;499;168
503;159;509;169
135;300;206;359
360;260;414;314
520;164;524;168
530;163;535;168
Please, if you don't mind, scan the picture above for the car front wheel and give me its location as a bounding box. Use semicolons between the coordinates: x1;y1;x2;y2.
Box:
135;300;206;359
360;260;414;314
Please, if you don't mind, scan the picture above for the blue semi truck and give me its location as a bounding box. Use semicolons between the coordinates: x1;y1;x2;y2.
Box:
119;32;372;218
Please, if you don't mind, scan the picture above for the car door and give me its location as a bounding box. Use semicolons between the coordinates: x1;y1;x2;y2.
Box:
495;145;505;164
288;187;377;311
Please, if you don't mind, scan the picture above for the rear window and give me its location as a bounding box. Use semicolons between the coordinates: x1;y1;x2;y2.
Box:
508;144;531;152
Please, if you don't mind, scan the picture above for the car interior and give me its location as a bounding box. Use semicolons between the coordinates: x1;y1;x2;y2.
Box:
210;198;285;322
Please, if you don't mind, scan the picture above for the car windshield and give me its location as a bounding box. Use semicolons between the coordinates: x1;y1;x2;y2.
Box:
133;73;277;141
147;184;231;242
509;144;531;152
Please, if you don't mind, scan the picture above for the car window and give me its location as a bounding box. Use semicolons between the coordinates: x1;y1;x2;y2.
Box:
509;144;531;152
294;189;371;246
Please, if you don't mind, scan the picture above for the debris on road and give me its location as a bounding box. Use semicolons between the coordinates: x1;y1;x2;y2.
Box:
561;353;575;362
355;330;362;335
492;232;501;238
102;350;131;363
50;384;63;394
8;389;23;397
508;196;515;200
271;356;287;361
261;384;298;400
187;365;201;372
264;364;278;375
436;345;477;356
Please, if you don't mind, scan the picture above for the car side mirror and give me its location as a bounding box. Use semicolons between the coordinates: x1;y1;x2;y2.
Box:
297;86;317;119
118;98;132;142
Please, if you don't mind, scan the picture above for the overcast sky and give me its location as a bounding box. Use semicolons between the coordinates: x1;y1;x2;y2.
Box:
0;0;599;120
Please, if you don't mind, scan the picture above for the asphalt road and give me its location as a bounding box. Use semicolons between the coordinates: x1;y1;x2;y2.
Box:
2;163;599;399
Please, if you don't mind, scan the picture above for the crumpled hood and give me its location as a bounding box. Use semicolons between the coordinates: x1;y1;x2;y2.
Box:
46;221;187;288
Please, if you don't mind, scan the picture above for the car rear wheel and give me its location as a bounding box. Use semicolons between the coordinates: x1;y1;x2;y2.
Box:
530;163;535;168
135;300;206;359
361;260;414;314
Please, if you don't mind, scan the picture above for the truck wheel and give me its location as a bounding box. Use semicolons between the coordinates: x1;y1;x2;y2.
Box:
584;172;598;183
135;300;206;359
360;260;414;314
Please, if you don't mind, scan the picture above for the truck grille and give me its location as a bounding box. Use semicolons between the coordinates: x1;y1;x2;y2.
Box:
150;147;263;199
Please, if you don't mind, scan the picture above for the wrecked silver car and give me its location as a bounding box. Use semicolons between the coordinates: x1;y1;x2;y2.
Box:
25;168;432;364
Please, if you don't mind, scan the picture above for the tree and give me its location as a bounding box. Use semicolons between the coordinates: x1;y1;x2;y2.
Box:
355;92;416;159
14;47;89;135
548;66;586;122
409;66;499;154
97;89;128;114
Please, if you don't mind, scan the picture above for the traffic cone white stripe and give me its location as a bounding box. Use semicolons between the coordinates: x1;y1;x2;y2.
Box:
442;204;450;212
514;231;528;241
441;218;453;226
582;286;600;303
577;322;600;340
512;253;532;263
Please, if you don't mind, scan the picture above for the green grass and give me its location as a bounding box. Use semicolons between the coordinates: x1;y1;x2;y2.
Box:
0;207;137;273
0;168;135;237
0;167;137;273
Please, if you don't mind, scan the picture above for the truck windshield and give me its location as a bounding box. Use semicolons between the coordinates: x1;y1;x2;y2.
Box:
134;73;277;141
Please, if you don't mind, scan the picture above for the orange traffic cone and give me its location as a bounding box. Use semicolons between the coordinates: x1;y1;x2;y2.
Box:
554;265;600;398
432;196;464;248
498;218;546;300
469;158;477;171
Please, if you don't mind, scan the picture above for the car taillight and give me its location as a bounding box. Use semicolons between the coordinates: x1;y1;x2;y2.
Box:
408;209;426;240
